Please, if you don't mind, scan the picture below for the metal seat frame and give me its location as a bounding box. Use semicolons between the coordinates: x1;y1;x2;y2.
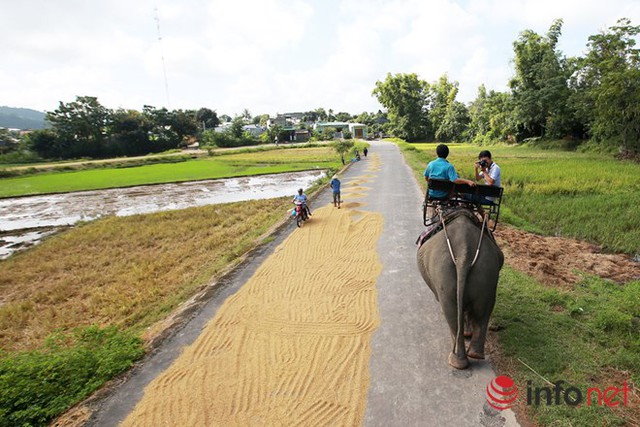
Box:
423;179;504;231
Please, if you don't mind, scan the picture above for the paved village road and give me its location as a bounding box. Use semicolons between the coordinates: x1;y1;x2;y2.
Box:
360;142;518;427
87;141;518;427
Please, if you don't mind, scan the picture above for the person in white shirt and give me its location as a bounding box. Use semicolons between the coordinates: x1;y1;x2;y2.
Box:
474;150;501;203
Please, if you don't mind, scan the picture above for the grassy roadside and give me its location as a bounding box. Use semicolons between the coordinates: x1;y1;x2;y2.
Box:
493;268;639;427
0;146;342;198
395;139;639;426
0;197;292;425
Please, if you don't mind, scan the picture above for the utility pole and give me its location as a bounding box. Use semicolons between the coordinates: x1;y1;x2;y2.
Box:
154;7;171;109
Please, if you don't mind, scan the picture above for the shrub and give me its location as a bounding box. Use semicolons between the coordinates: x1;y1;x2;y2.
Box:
0;326;144;427
0;150;42;165
319;127;337;141
205;130;258;148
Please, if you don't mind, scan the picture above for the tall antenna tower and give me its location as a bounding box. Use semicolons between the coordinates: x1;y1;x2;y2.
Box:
154;7;171;108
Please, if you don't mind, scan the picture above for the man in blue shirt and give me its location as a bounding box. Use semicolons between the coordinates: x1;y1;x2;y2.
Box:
424;144;475;198
330;175;341;208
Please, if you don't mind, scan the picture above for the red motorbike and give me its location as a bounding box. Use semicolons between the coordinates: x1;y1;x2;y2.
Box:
294;202;309;227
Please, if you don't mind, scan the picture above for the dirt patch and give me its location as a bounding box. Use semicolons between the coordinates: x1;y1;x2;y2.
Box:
494;226;640;286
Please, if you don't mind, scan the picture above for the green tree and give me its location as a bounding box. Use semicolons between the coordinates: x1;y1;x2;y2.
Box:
372;73;430;141
428;75;469;141
468;85;516;143
229;116;246;139
257;114;270;126
576;18;640;153
509;19;577;139
108;109;153;156
332;139;354;165
142;106;180;150
26;129;60;158
261;124;283;144
355;111;373;126
319;126;337;141
437;101;470;142
0;129;18;154
170;110;199;146
45;96;111;158
303;111;319;122
195;108;220;131
429;75;456;140
335;112;352;122
314;108;327;122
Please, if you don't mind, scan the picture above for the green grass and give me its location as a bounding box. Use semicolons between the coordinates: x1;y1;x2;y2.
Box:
0;326;144;427
397;141;640;254
493;267;639;426
0;146;342;198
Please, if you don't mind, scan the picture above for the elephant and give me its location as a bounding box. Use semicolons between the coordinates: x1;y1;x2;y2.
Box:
417;209;504;369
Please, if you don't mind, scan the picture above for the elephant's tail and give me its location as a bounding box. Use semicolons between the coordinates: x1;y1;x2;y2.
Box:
453;260;470;356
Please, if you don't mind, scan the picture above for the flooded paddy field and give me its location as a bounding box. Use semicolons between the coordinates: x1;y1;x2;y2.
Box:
0;170;325;259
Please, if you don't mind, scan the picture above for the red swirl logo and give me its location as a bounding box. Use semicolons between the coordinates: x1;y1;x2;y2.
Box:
486;375;519;410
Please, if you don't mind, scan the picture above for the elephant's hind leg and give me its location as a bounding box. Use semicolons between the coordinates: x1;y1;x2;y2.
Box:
441;299;470;369
463;312;473;338
467;319;488;359
448;352;470;369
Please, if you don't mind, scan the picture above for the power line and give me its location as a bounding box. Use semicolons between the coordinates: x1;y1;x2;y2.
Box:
154;7;171;109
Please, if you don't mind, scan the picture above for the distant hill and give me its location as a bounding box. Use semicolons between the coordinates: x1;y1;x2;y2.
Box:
0;106;49;130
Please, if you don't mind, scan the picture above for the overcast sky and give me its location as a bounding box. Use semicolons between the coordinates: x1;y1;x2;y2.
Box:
2;0;640;116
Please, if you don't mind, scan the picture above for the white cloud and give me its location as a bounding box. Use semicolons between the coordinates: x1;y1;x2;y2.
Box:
2;0;640;113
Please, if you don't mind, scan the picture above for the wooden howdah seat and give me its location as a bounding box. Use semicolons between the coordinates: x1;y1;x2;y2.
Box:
423;178;504;231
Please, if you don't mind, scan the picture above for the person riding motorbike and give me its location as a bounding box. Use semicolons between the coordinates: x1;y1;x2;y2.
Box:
292;188;311;217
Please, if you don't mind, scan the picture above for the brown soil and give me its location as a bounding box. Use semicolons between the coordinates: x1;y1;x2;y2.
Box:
494;226;640;286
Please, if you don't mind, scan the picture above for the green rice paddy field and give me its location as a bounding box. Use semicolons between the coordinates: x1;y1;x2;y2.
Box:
0;147;342;198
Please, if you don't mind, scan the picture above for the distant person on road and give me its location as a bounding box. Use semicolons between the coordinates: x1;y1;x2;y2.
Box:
363;147;368;157
274;135;279;146
293;188;311;216
330;175;341;208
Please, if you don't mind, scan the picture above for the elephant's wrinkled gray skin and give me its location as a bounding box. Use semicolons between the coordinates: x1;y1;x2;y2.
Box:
417;211;504;369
